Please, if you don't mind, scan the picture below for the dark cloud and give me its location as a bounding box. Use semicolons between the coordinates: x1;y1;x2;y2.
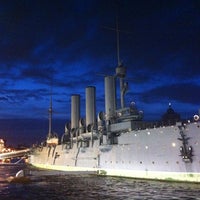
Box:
0;88;47;104
141;83;200;105
21;66;57;82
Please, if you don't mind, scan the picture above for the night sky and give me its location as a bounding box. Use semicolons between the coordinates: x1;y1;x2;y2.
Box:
0;0;200;147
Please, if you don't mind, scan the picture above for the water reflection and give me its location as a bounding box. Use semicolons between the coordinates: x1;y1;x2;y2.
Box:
1;165;200;200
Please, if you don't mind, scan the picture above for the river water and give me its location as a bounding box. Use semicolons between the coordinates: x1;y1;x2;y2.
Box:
0;165;200;199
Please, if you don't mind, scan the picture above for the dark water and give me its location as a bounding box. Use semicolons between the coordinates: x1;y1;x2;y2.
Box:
1;165;200;200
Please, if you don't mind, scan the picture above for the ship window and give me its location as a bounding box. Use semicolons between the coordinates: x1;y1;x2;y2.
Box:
176;161;179;164
140;161;142;164
152;161;155;164
166;161;169;164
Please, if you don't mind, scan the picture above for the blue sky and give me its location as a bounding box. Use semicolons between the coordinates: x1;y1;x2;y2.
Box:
0;0;200;146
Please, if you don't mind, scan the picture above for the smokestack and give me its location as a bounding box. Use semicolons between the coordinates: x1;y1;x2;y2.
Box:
86;86;96;132
71;95;80;129
105;76;116;120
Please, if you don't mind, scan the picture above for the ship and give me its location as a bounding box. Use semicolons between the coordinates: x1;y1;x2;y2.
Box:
29;11;200;182
28;62;200;182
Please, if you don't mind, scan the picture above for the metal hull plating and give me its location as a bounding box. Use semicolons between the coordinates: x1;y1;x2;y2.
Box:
29;121;200;182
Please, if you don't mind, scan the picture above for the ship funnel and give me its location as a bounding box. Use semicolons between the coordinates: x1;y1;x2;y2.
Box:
86;86;96;132
105;76;116;120
71;95;80;130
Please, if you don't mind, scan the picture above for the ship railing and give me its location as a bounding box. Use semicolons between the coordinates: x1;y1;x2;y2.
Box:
131;120;179;131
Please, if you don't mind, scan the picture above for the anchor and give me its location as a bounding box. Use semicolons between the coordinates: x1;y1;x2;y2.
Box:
178;125;193;163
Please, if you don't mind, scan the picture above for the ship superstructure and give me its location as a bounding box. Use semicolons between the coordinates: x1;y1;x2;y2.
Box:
29;64;200;182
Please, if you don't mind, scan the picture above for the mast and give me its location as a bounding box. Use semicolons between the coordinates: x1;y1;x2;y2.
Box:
48;85;53;138
115;7;127;109
116;14;120;66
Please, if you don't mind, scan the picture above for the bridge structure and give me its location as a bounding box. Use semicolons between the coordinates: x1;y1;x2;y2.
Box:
0;148;30;163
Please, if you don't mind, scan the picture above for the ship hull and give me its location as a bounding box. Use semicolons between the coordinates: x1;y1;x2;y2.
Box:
29;122;200;182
